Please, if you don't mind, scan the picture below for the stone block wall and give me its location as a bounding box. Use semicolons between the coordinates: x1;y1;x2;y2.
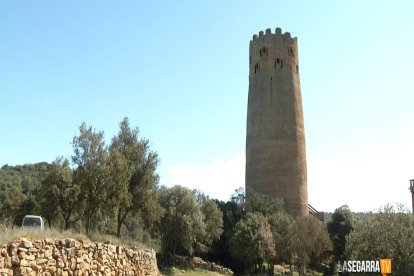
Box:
0;238;158;275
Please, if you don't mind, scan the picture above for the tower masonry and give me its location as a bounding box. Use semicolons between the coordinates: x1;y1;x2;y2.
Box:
246;28;308;217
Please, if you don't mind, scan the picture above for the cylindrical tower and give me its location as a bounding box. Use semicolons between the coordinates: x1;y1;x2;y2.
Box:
246;27;308;217
410;179;414;212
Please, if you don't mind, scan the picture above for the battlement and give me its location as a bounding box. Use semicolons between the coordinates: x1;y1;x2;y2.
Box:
251;27;297;44
249;27;299;75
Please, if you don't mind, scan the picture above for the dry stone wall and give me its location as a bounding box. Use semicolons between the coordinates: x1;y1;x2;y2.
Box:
0;238;158;276
170;256;233;275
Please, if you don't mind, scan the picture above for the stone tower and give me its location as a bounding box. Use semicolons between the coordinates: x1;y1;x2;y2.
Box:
410;179;414;212
245;28;308;217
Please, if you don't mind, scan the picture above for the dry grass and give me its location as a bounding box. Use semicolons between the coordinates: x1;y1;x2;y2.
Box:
88;233;149;249
0;225;148;250
161;267;223;276
0;227;89;246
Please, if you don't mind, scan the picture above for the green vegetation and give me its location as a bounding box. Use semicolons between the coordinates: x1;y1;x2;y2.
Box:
158;186;223;265
327;205;355;266
291;215;330;275
161;267;223;276
1;118;414;275
0;117;162;246
208;189;330;275
0;162;52;226
229;212;275;272
345;204;414;275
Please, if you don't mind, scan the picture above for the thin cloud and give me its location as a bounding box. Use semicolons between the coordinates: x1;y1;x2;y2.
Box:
167;154;245;201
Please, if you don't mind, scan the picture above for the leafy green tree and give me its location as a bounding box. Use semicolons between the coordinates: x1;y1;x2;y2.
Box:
15;194;40;225
108;147;131;235
0;162;52;226
229;212;275;274
158;185;203;262
207;197;245;273
268;211;294;263
327;205;355;263
40;157;81;229
72;123;109;234
291;215;330;276
158;185;222;264
195;193;223;254
209;188;289;273
230;187;245;208
245;188;284;216
260;217;277;270
37;178;59;228
345;204;414;275
0;175;25;226
244;188;294;271
108;118;162;237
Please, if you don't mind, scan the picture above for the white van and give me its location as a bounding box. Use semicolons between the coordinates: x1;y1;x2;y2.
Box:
22;215;44;229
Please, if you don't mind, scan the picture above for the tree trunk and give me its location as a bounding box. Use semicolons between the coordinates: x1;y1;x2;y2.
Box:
85;213;91;235
116;208;128;238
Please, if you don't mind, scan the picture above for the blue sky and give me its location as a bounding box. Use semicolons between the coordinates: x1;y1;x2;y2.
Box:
1;1;414;212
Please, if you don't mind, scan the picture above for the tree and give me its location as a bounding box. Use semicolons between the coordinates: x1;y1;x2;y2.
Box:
345;204;414;275
260;217;277;271
158;185;203;262
108;147;131;236
244;188;293;272
195;193;223;254
108;118;162;237
0;162;52;226
245;188;284;216
158;185;222;264
40;157;81;229
0;175;25;226
230;187;245;208
327;205;355;263
207;195;245;273
268;211;294;264
72;123;109;234
229;212;275;274
291;215;330;276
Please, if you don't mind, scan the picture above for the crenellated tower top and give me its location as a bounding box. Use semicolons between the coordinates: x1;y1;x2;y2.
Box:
249;27;299;76
250;27;297;43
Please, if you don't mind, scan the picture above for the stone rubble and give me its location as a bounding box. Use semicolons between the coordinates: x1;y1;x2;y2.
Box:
174;256;233;275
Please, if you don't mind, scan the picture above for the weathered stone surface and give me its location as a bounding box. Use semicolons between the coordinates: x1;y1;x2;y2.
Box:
246;27;308;217
173;256;233;275
65;238;76;248
20;238;33;249
7;243;18;257
0;238;158;275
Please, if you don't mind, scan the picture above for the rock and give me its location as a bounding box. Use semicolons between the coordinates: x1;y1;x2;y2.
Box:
65;238;76;248
11;255;20;266
25;254;35;261
20;238;33;249
7;243;18;256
